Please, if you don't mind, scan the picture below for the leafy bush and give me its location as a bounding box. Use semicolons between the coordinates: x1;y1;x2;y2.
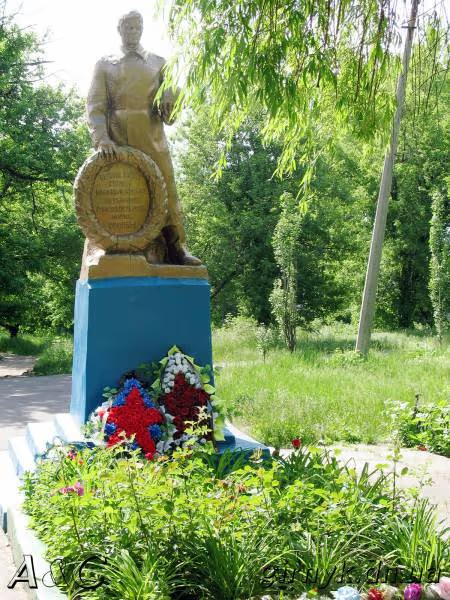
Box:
22;442;449;599
32;337;73;375
386;398;450;457
255;324;279;362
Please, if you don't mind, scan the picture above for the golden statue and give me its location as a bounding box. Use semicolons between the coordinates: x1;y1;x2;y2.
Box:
86;10;200;266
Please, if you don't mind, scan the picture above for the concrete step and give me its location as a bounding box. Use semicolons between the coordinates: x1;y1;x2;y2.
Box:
52;414;82;443
8;505;67;598
25;422;58;459
7;437;35;479
219;422;270;458
0;451;21;531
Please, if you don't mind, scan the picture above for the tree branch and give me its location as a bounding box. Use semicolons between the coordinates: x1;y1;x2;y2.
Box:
211;268;241;300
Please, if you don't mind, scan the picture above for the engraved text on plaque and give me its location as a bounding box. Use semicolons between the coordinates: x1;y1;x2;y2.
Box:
92;163;150;235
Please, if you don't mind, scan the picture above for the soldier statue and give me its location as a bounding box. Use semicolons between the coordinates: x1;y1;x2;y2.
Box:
87;10;200;266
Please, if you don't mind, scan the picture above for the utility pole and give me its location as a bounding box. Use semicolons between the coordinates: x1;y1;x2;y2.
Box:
356;0;419;354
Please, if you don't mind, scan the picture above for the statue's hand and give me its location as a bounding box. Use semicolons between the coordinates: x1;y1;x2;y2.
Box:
98;140;118;160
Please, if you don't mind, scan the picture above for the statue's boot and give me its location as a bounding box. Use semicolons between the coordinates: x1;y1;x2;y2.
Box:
144;235;167;265
177;245;202;266
163;226;202;266
144;247;161;265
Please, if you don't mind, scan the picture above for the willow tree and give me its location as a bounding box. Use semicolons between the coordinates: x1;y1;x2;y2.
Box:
164;0;402;179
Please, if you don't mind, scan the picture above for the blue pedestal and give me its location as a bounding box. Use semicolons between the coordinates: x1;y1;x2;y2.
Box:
70;277;213;424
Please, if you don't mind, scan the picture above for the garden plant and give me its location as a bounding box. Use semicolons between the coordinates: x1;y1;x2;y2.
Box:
22;435;449;599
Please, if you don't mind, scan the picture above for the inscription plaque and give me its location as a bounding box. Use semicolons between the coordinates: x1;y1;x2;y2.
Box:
74;146;168;253
92;163;149;235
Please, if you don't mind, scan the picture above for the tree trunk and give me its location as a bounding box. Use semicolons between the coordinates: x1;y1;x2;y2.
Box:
5;324;19;338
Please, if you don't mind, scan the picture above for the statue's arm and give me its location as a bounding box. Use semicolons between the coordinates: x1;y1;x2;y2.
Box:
86;60;114;147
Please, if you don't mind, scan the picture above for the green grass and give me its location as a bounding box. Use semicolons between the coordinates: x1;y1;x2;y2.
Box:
212;318;449;447
0;330;48;356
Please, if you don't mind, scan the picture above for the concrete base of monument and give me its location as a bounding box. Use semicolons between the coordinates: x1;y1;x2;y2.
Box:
6;506;66;599
71;275;214;423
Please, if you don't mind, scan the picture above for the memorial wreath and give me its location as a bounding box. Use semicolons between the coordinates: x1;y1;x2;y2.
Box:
86;346;224;459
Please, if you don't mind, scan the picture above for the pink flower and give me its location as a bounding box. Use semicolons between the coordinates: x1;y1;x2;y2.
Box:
431;577;450;600
404;583;422;600
73;482;84;496
57;482;84;496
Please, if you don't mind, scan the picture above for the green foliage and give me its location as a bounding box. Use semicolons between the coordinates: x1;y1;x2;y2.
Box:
255;324;278;363
33;336;73;375
22;441;449;599
165;0;401;179
380;21;450;329
270;192;305;351
175;109;282;324
0;329;47;355
429;186;450;343
386;398;450;458
0;4;90;336
83;549;176;600
171;19;449;333
175;110;371;327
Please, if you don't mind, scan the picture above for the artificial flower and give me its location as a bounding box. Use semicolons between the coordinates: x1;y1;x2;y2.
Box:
332;587;361;600
404;583;422;600
368;589;384;600
379;585;399;600
431;578;450;600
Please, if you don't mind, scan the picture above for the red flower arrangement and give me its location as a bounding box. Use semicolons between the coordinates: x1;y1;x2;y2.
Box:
104;380;164;460
86;348;225;457
161;373;212;441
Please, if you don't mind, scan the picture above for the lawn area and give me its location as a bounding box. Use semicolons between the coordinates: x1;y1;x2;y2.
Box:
212;318;449;447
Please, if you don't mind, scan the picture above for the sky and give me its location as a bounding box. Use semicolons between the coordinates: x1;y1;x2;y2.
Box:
6;0;175;95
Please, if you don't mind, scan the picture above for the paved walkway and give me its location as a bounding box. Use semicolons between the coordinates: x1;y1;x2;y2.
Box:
0;375;71;451
0;355;36;378
0;530;28;599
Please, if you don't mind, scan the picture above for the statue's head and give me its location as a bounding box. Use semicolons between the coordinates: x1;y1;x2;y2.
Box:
118;11;143;49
